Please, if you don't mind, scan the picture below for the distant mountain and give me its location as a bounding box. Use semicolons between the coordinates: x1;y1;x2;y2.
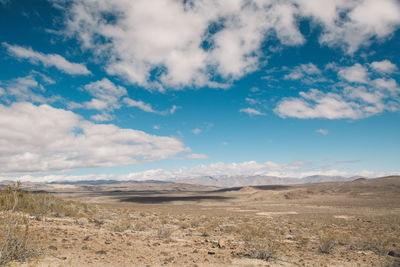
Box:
0;175;363;189
169;175;358;187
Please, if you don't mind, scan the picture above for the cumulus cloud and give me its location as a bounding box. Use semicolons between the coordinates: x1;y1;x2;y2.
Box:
68;78;178;120
0;102;188;175
83;78;127;109
370;60;398;74
57;0;400;89
3;43;91;75
338;64;369;84
275;61;400;119
240;107;265;116
275;89;366;119
0;74;60;104
284;63;322;81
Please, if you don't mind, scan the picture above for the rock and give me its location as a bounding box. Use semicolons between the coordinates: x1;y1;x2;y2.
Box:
208;251;216;255
48;245;57;250
218;239;226;249
96;250;107;255
105;240;111;245
77;218;89;226
388;250;400;258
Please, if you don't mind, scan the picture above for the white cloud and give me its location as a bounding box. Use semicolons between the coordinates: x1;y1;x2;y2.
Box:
58;0;400;89
123;97;160;114
186;153;209;159
0;102;188;175
0;160;351;182
370;60;398;74
153;125;160;130
338;63;369;83
316;129;328;135
192;128;202;135
90;112;115;122
245;97;259;105
239;107;265;116
2;159;394;183
284;63;322;80
169;105;178;114
3;43;91;75
83;78;127;110
308;0;400;53
0;74;60;104
274;88;388;119
275;60;400;119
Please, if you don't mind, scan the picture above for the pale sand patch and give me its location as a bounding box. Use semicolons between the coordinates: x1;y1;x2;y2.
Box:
232;209;259;212
334;215;355;220
256;211;298;216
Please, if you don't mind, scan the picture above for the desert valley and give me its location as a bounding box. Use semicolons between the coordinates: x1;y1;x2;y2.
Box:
1;176;400;266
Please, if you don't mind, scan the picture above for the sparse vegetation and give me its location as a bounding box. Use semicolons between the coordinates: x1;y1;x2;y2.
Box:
317;229;337;254
0;183;39;265
1;177;399;266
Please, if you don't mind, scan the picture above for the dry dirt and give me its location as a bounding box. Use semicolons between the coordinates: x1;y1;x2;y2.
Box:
7;176;400;266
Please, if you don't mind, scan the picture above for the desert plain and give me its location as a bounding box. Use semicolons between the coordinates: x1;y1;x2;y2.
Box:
1;176;400;266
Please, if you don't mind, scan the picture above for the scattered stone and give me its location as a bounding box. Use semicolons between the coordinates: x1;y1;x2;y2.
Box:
96;250;107;255
83;236;90;241
48;245;57;250
105;240;111;245
388;250;400;258
208;251;216;255
218;239;226;249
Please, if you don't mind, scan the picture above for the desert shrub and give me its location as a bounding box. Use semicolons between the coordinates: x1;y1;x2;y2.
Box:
112;216;132;232
0;183;39;265
247;240;278;261
157;225;172;238
0;182;95;218
360;237;393;255
318;230;336;254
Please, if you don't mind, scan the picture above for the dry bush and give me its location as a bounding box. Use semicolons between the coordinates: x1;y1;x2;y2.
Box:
235;221;280;261
157;225;172;239
0;183;39;265
247;240;278;261
0;183;95;218
112;217;132;232
317;230;336;254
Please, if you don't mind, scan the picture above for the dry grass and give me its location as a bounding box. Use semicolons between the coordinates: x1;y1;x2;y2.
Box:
0;182;96;265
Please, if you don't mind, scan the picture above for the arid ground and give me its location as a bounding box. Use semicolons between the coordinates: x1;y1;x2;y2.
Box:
2;176;400;266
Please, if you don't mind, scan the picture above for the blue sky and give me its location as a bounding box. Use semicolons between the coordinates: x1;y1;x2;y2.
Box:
0;0;399;182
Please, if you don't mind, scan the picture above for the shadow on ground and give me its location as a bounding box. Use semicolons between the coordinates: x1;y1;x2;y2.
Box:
118;195;232;204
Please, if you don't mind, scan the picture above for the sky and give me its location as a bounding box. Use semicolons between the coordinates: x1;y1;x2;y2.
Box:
0;0;400;182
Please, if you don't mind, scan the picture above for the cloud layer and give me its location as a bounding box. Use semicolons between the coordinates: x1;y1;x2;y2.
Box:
4;160;388;183
0;102;188;175
59;0;400;90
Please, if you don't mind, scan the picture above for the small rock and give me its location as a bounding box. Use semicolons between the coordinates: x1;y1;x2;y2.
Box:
105;240;111;245
83;236;90;241
48;245;57;250
208;251;216;255
218;239;226;249
77;218;89;226
388;250;400;258
96;250;107;255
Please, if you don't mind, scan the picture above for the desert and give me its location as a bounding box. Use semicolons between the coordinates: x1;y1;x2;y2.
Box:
1;176;400;266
